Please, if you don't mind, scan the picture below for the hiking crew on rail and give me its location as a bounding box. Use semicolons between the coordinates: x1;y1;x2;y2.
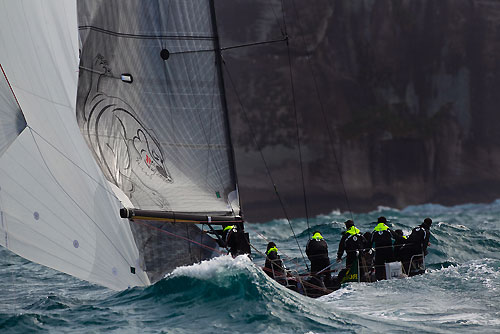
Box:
336;220;366;282
297;217;433;286
305;231;331;282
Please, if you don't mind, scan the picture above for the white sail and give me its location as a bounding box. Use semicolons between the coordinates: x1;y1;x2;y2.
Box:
0;0;149;290
0;65;25;156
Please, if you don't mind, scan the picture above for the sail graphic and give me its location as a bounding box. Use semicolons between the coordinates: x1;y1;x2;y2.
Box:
0;0;149;290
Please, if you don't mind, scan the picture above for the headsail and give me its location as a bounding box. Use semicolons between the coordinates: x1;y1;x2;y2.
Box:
0;0;149;289
76;0;241;283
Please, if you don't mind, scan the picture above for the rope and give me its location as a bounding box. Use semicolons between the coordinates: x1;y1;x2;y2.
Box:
289;0;354;220
131;219;421;295
281;0;312;240
243;225;306;274
132;220;225;256
221;60;310;272
244;224;348;286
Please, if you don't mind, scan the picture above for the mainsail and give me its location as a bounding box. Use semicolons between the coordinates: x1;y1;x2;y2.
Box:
0;0;241;290
76;0;239;216
77;0;239;282
76;0;241;284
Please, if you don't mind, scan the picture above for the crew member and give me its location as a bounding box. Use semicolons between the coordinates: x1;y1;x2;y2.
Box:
220;224;246;257
371;216;395;280
264;242;285;280
401;218;432;275
336;220;366;282
306;231;331;281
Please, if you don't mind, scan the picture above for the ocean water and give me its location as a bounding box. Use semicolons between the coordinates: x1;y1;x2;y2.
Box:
1;201;499;334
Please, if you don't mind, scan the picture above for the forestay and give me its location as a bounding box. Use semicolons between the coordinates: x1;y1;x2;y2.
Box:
0;0;148;290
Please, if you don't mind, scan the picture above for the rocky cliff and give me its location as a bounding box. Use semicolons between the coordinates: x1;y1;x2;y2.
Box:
216;0;500;222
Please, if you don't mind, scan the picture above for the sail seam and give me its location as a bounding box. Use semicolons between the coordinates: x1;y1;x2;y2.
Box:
3;84;74;110
27;127;120;201
0;163;103;255
26;128;148;286
0;151;140;275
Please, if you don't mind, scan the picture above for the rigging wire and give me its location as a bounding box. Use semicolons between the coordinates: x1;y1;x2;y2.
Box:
165;38;287;56
244;225;310;273
132;219;225;256
289;0;354;220
131;218;340;296
221;58;310;272
245;230;340;295
281;0;312;238
267;0;285;37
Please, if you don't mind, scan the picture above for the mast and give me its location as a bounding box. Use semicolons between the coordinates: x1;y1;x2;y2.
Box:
209;0;242;218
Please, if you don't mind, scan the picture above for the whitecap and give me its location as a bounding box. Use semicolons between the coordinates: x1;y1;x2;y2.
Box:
167;255;254;280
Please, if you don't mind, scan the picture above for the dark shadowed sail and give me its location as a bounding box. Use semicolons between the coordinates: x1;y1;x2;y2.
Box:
76;0;240;283
0;67;26;156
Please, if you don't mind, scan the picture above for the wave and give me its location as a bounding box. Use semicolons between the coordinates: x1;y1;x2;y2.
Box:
106;255;356;334
321;259;500;333
2;201;500;334
247;198;500;269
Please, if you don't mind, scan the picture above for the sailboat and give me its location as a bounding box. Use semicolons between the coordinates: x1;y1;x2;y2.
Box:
1;0;426;299
0;0;246;291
